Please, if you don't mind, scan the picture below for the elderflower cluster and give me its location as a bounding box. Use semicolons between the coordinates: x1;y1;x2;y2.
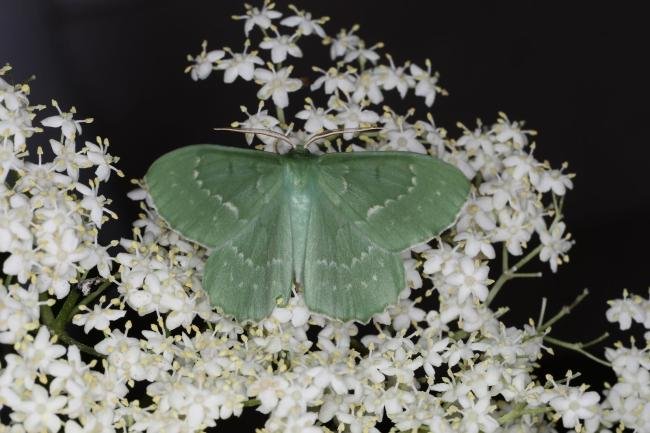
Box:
1;3;648;433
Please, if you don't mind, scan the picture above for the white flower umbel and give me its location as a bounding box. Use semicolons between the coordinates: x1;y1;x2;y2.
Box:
1;4;646;433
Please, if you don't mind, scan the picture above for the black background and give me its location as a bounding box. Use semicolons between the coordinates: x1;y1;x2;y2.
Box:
1;0;648;394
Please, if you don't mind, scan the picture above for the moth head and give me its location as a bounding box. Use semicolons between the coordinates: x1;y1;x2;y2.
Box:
214;126;382;152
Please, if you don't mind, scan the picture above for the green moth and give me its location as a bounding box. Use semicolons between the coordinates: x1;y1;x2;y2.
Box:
145;130;470;322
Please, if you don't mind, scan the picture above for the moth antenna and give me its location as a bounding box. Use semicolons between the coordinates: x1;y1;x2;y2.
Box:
305;127;383;147
214;127;294;147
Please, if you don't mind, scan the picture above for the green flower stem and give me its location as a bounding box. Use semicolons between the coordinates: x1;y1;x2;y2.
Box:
543;335;611;368
53;289;80;332
535;289;611;367
581;332;610;349
66;279;112;322
54;331;105;358
485;244;543;306
537;297;548;328
39;291;56;324
538;288;589;332
497;403;552;425
39;291;105;358
276;106;286;127
242;398;260;407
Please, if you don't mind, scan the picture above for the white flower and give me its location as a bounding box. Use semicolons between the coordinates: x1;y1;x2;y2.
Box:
254;66;302;108
49;138;90;181
259;32;303;64
479;176;526;211
329;26;361;59
457;395;499;433
491;114;532;149
334;102;379;139
41;100;91;140
387;298;426;331
0;103;37;149
40;229;88;298
248;374;290;414
0;138;25;181
84;137;122;182
266;412;322;433
19;326;67;374
539;221;573;272
273;382;321;418
0;77;29;110
164;292;197;330
420;337;449;378
416;116;446;156
457;197;497;233
606;291;646;330
445;257;490;303
72;303;126;333
311;67;355;95
503;150;540;181
375;55;415;98
79;243;113;278
236;103;281;146
492;209;532;256
352;69;384;104
343;40;382;66
0;285;39;344
382;121;427;153
3;384;68;432
76;180;116;227
295;103;337;134
186;40;224;81
404;257;422;289
382;386;416;414
0;208;32;253
454;230;496;259
280;6;327;38
216;43;264;83
271;296;310;327
549;386;600;428
534;167;574;195
233;1;282;36
444;336;488;367
410;60;440;107
605;345;650;373
421;243;459;276
2;242;39;284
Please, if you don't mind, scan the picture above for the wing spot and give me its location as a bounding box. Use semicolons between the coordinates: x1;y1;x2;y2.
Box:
192;169;199;179
255;177;265;192
224;201;239;218
367;205;383;218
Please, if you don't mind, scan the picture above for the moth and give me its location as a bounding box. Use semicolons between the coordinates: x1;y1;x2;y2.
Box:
145;128;470;322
